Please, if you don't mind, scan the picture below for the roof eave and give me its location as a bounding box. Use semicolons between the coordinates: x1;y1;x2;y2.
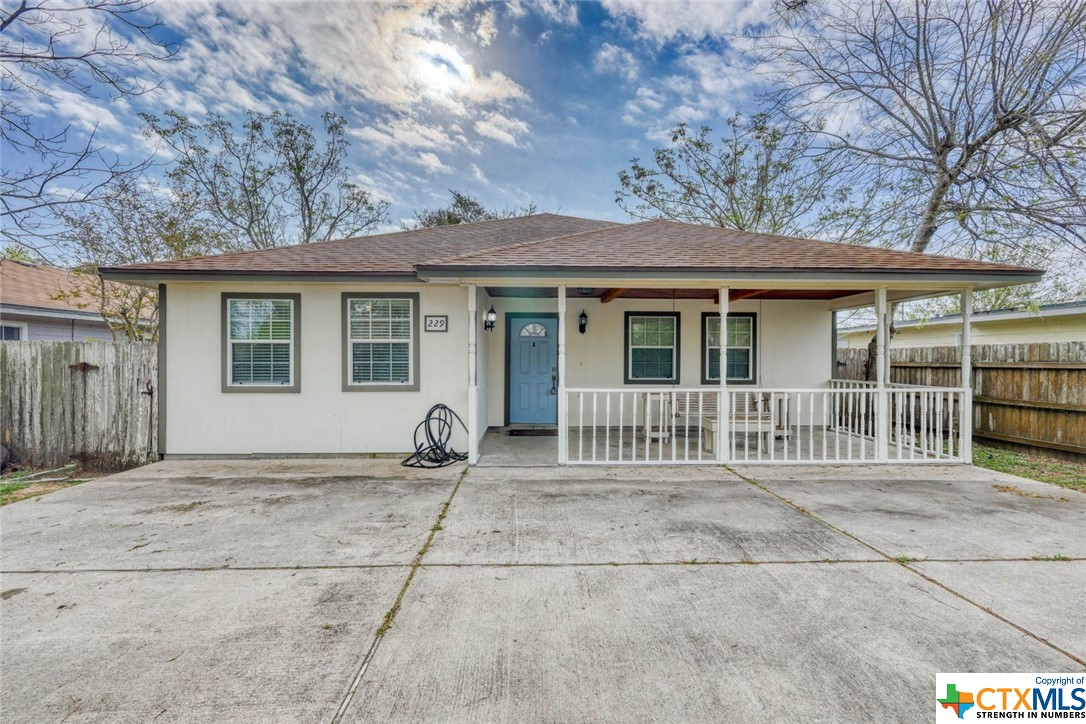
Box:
415;266;1045;284
98;268;421;285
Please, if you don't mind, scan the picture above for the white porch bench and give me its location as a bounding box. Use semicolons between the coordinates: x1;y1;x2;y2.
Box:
698;392;778;453
642;391;782;452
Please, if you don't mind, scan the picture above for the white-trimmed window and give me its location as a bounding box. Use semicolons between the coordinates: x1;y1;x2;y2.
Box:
703;313;756;383
625;312;680;383
224;296;298;390
346;297;414;385
1;322;27;341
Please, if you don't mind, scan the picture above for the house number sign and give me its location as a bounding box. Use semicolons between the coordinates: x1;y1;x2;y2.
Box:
424;315;448;332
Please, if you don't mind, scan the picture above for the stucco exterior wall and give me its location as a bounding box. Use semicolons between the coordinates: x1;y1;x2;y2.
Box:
485;297;833;426
161;283;833;455
163;282;472;456
842;313;1086;349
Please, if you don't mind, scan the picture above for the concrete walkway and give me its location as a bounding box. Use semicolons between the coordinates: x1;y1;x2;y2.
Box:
1;460;1082;722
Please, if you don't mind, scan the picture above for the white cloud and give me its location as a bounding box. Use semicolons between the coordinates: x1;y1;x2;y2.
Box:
474;112;530;146
600;0;773;42
475;6;498;45
471;163;489;183
350;115;466;152
415;152;452;174
155;2;528;117
507;0;580;25
594;43;639;81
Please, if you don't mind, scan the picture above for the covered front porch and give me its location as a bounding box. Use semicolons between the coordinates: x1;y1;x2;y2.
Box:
461;282;976;467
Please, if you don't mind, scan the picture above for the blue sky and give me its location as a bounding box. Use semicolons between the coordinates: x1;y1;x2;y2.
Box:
23;0;775;232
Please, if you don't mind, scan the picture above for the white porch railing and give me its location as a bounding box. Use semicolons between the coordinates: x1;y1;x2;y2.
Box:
562;382;969;465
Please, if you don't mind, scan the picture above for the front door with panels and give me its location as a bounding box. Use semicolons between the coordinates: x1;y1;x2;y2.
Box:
507;315;558;425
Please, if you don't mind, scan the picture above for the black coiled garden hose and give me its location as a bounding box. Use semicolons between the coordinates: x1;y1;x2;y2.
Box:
401;404;470;468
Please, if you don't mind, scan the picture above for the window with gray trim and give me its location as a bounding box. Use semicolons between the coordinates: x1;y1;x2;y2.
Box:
346;297;414;384
626;313;680;383
703;313;756;383
227;298;295;386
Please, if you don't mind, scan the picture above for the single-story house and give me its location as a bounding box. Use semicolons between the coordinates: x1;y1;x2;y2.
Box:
100;214;1043;466
839;300;1086;348
1;258;117;341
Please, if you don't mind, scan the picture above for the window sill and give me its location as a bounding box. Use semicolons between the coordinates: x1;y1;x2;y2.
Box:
342;382;420;392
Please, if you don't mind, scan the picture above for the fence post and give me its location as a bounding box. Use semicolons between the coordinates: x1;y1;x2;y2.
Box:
960;288;973;464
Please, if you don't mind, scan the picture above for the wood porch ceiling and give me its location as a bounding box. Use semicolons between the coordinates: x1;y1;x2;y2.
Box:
485;287;857;300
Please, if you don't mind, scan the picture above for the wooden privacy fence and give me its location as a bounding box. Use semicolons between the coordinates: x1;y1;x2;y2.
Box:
0;341;158;470
837;342;1086;458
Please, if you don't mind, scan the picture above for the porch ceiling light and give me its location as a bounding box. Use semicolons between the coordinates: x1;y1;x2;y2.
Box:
578;309;588;334
484;305;497;331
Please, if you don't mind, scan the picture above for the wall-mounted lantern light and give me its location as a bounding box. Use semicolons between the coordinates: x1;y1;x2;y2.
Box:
578;309;588;334
484;306;497;332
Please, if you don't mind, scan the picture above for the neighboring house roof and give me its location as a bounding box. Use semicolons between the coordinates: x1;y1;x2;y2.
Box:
839;300;1086;335
0;258;106;321
99;213;1042;283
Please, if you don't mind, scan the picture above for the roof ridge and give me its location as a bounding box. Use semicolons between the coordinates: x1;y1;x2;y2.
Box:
432;216;1037;272
422;218;636;265
110;213;601;268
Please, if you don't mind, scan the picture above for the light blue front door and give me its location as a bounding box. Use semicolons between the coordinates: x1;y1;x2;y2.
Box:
508;316;558;425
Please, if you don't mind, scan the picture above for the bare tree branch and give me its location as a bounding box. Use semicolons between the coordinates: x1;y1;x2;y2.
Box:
1;0;176;254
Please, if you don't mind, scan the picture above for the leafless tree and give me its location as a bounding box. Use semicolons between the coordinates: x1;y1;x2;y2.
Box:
405;189;537;229
54;176;225;340
142;110;390;250
616;113;876;240
763;0;1086;255
1;0;176;252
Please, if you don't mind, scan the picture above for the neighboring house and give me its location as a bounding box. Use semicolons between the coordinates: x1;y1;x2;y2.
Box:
101;214;1043;466
0;258;116;341
838;300;1086;348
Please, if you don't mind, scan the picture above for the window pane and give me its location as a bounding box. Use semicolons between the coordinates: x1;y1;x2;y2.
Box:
631;348;674;380
231;342;291;385
352;342;411;383
350;297;413;342
726;349;751;379
707;348;721;380
727;317;752;347
706;316;720;347
1;326;21;340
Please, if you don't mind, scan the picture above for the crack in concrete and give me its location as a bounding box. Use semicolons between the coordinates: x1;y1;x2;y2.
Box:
726;466;1086;668
4;556;1080;577
330;466;468;724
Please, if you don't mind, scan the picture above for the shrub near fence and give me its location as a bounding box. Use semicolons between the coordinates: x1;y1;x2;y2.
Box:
837;342;1086;459
0;341;158;470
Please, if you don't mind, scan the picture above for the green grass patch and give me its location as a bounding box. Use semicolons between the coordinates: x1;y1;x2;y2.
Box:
0;476;88;506
972;444;1086;493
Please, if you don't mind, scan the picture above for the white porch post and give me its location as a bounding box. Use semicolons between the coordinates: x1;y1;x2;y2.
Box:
467;284;480;465
718;287;730;464
875;287;890;462
557;285;568;464
960;288;973;463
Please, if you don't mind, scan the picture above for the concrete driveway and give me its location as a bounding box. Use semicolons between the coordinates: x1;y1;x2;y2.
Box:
1;460;1083;722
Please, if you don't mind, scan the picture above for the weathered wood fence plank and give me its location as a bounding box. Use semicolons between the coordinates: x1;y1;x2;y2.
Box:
0;341;158;470
837;342;1086;459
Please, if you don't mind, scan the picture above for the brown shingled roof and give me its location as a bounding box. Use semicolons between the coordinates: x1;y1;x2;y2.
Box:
420;219;1038;275
99;214;1041;279
0;258;93;314
102;214;616;276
